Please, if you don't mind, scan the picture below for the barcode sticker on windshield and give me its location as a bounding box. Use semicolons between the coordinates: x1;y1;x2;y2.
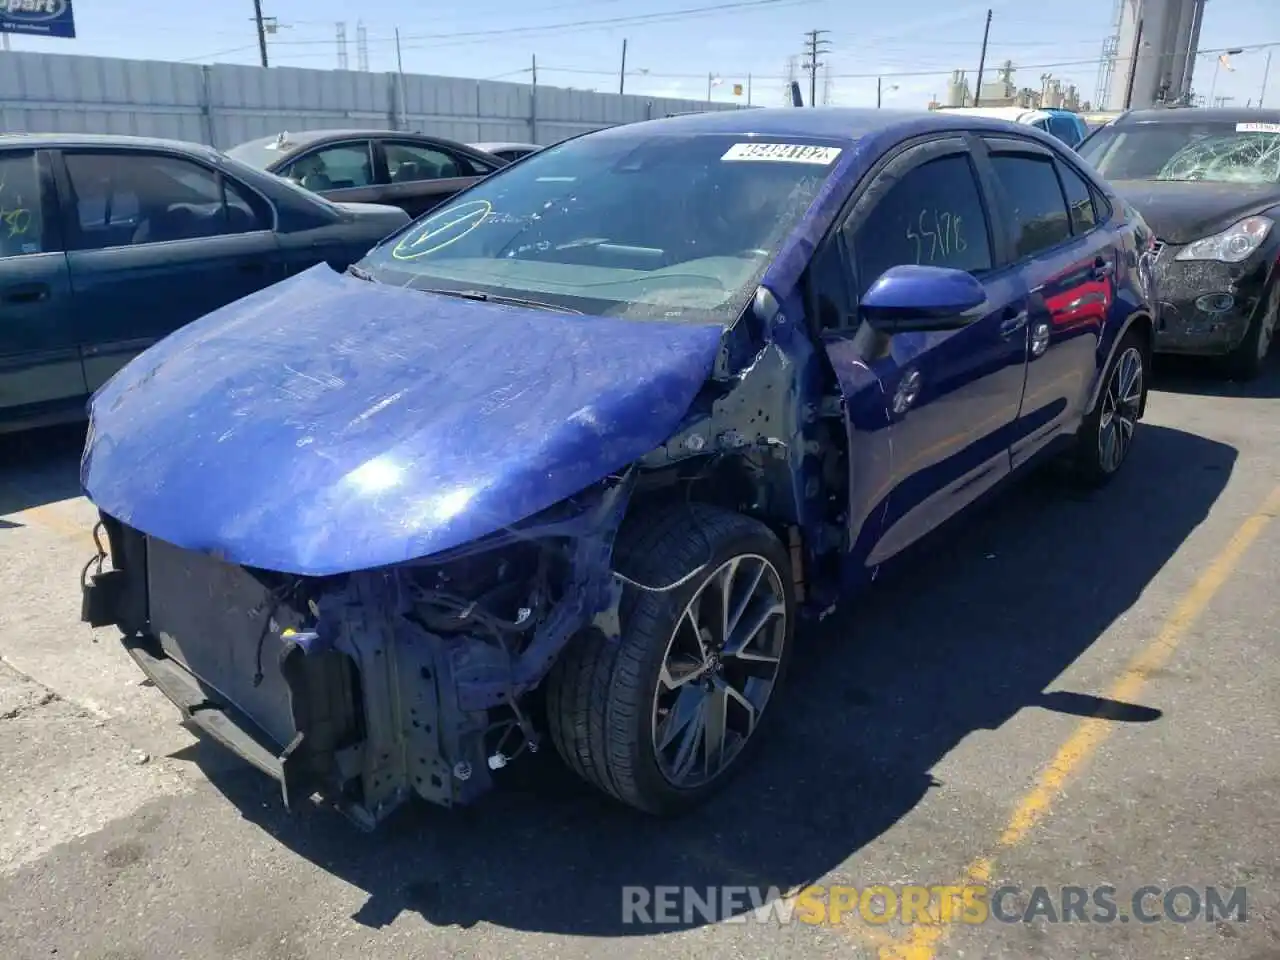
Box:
1236;122;1280;133
721;143;843;164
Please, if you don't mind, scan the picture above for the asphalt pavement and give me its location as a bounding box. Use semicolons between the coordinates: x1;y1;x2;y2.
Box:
1;355;1278;960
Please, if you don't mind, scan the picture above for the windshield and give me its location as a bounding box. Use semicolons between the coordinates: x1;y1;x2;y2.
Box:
1079;120;1280;184
357;130;845;324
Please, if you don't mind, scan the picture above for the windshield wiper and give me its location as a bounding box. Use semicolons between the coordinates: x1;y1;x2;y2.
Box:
345;264;377;282
420;288;583;314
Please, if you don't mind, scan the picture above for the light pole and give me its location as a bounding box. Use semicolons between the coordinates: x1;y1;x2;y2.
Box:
1209;48;1243;106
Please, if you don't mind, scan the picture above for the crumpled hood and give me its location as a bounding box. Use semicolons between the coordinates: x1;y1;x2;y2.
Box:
82;265;725;575
1110;179;1280;245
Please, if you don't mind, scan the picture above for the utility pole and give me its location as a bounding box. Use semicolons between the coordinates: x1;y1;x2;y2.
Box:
877;76;882;108
972;9;992;106
619;39;628;96
252;0;269;67
394;28;406;129
1208;47;1242;107
1122;17;1145;108
803;29;831;108
1261;50;1273;108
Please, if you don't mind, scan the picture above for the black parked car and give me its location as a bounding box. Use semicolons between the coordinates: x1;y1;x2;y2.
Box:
0;133;408;434
1078;107;1280;378
227;129;507;220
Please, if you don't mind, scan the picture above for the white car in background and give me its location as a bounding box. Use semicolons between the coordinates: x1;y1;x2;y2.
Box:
932;105;1090;148
469;141;542;164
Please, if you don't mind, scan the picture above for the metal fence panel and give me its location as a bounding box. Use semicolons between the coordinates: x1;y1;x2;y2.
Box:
0;51;745;150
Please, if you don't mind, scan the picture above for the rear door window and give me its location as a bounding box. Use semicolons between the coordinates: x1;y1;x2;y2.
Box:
64;151;271;250
849;152;994;297
383;141;496;182
0;151;49;258
1057;163;1098;234
281;142;374;190
988;152;1072;259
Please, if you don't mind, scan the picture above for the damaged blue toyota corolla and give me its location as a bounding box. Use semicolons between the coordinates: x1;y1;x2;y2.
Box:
79;108;1157;829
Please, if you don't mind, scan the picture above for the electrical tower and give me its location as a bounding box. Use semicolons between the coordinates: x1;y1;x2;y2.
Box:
336;22;349;70
802;29;831;108
1094;0;1123;107
356;20;370;71
783;55;799;105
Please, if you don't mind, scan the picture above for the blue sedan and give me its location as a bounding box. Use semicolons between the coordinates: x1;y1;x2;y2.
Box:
79;108;1158;828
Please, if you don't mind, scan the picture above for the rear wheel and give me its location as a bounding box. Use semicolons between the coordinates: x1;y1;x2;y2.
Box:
1070;328;1147;488
1223;281;1279;381
545;504;794;815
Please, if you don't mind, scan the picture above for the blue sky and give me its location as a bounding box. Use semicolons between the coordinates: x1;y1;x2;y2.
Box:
7;0;1277;109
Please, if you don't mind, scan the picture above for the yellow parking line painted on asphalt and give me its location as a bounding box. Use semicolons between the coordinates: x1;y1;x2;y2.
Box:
1;498;90;541
875;482;1280;960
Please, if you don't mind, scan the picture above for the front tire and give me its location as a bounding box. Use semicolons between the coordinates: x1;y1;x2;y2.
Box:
1071;329;1147;488
545;504;795;815
1223;281;1279;381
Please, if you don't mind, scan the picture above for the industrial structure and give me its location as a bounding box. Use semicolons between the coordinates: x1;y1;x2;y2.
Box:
943;0;1204;114
940;62;1084;111
1098;0;1206;109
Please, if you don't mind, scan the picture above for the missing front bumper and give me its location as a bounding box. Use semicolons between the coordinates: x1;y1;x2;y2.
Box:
80;525;498;829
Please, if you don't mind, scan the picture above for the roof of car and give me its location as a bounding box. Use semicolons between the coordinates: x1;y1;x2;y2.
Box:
933;105;1039;122
0;132;221;156
231;128;483;154
588;106;1063;145
1114;106;1280;125
470;142;539;152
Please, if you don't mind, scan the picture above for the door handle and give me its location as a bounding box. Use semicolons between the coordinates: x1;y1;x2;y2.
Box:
237;259;268;274
1092;256;1114;280
1;282;50;304
999;308;1028;339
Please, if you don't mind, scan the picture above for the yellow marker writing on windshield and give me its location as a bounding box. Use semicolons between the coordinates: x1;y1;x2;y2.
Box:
392;200;492;260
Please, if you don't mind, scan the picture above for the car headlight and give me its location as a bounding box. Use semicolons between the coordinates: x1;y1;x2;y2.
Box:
1174;215;1273;263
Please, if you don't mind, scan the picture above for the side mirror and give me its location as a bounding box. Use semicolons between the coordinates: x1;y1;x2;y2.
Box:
859;264;988;334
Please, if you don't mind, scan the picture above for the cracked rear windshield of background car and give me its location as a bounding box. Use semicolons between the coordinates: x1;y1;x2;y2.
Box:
1079;121;1280;185
356;133;844;324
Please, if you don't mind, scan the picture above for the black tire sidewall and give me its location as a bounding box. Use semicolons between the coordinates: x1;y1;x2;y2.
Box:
1225;280;1280;380
615;514;796;815
1077;328;1146;484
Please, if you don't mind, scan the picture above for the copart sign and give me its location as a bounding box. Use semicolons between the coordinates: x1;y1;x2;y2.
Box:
1;0;76;39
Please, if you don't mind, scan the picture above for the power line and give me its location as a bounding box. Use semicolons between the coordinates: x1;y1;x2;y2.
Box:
182;37;1280;85
232;0;816;49
466;41;1280;83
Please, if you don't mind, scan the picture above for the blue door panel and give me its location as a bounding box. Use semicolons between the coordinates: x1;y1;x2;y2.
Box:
865;266;1027;564
824;138;1029;569
68;231;282;392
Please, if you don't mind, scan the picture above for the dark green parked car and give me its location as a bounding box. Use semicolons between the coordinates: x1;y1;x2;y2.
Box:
0;133;409;435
